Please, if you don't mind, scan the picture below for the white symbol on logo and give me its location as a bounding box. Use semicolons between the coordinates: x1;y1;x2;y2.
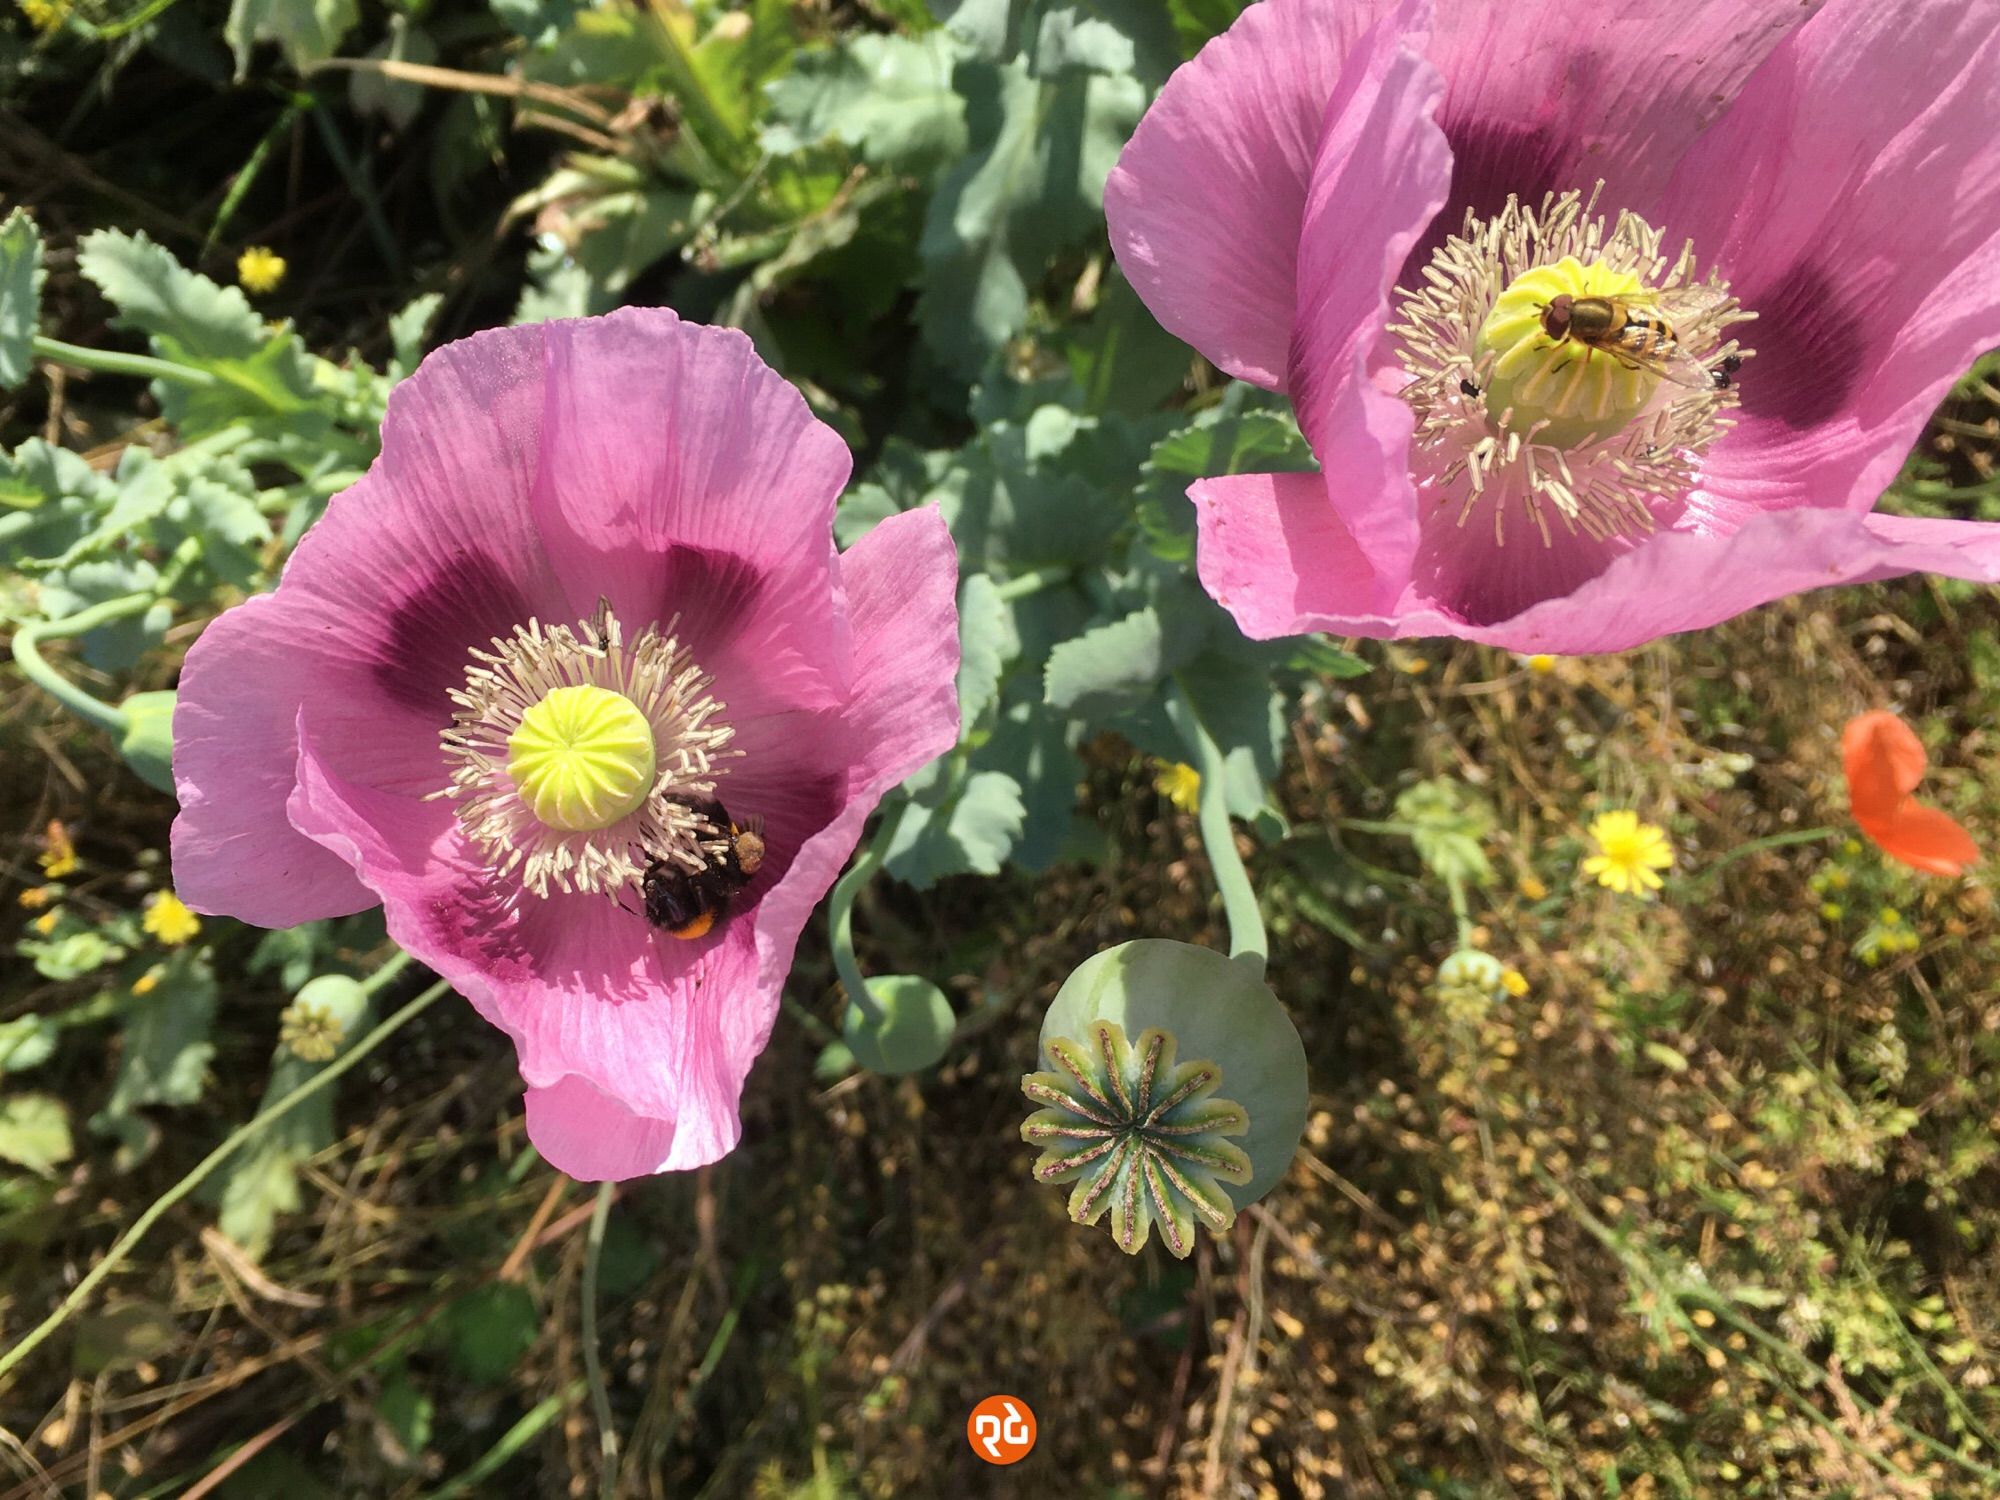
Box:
974;1401;1030;1458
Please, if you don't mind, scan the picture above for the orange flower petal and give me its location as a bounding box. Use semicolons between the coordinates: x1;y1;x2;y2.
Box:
1841;711;1979;876
1858;803;1980;878
1842;711;1927;819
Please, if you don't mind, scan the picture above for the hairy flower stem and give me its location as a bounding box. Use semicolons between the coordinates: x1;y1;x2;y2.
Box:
0;973;447;1390
1168;681;1268;970
11;591;161;734
582;1181;620;1500
827;801;910;1027
11;539;206;737
992;566;1072;603
31;334;218;389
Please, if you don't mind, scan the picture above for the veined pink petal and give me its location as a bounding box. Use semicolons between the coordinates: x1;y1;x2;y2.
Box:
1286;0;1451;605
172;326;576;929
1106;0;1365;388
1422;0;1820;249
1656;0;2000;519
523;1076;685;1182
1192;471;1381;641
1107;0;1818;390
731;507;962;1000
527;309;857;718
1201;482;2000;653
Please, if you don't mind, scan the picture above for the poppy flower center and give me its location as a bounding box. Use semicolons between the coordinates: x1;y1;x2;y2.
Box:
1390;187;1753;547
506;684;657;832
434;604;735;900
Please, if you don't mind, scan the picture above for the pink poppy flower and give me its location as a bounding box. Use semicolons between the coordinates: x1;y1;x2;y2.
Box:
171;308;960;1179
1108;0;2000;652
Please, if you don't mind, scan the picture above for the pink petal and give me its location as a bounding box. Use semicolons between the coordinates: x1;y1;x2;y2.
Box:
1106;0;1371;388
527;309;856;720
1427;0;1819;243
1193;470;1385;641
1199;478;2000;653
1285;1;1451;601
1656;0;2000;519
173;325;578;928
733;507;962;998
523;1075;682;1181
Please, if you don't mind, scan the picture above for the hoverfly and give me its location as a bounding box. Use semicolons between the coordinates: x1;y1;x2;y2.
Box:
639;797;765;940
1537;290;1731;392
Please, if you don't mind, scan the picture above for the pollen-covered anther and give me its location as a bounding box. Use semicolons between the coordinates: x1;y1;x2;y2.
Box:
435;604;735;899
1021;1020;1252;1258
1388;186;1754;548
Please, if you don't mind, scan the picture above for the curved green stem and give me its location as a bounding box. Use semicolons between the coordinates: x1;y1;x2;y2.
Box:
32;335;217;389
9;591;158;735
1167;681;1268;969
826;802;909;1027
581;1181;620;1500
1443;871;1476;952
992;566;1070;604
0;975;449;1391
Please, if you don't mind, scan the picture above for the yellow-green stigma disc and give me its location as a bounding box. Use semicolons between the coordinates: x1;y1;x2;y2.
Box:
506;684;657;832
1477;256;1654;444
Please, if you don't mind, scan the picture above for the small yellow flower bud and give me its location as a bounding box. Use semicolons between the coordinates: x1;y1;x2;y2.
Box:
38;819;79;879
236;246;287;295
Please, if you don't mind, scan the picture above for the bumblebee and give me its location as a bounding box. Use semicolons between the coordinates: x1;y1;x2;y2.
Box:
640;799;765;940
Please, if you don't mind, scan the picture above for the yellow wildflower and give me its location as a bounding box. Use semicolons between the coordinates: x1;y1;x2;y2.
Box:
1500;969;1530;998
38;819;78;879
1518;873;1549;902
1152;760;1202;814
143;890;201;947
132;965;164;996
236;246;287;295
1525;654;1557;675
18;0;66;32
17;884;59;910
31;910;58;935
1581;811;1674;897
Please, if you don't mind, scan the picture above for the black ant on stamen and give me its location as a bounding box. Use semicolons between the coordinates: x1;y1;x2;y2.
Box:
1711;354;1743;390
1459;378;1482;398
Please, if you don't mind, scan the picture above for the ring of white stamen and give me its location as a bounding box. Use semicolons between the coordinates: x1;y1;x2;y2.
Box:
1388;187;1754;549
434;603;734;899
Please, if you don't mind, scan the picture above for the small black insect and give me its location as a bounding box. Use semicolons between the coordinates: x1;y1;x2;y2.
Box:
1459;377;1482;397
1711;353;1743;389
640;798;765;940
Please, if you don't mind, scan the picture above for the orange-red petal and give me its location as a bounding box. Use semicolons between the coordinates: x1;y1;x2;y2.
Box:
1841;711;1979;876
1856;803;1980;878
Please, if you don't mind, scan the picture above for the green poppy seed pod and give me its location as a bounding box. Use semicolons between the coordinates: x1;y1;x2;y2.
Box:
1023;940;1308;1257
1435;948;1505;1020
